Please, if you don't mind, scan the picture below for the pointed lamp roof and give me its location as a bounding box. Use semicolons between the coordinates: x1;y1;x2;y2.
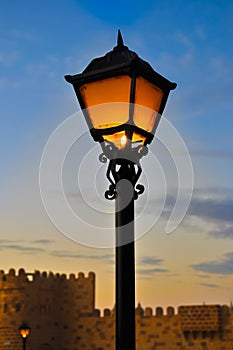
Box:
65;30;177;92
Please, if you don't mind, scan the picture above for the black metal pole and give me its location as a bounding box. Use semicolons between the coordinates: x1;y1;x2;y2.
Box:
22;338;26;350
115;177;135;350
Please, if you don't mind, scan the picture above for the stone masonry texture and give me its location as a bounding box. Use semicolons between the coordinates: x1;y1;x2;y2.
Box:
0;268;233;350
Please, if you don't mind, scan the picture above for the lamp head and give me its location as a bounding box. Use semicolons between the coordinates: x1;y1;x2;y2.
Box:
65;31;176;153
19;323;30;339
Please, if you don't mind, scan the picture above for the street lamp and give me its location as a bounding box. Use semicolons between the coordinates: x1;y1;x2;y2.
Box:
65;30;176;350
19;323;30;350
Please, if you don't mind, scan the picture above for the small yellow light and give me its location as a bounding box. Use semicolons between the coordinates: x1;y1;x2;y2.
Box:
20;329;30;338
120;135;127;148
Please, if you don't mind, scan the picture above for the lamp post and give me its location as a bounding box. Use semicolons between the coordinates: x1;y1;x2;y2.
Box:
19;323;30;350
65;30;176;350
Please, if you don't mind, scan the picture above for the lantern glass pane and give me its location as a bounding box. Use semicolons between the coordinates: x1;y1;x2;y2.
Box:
20;329;30;338
132;132;146;144
103;131;127;149
134;77;164;132
103;131;146;149
79;76;131;129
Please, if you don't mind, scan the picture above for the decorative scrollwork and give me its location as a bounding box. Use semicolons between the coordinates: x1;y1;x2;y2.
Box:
134;184;145;200
105;184;117;200
99;153;107;163
99;142;148;201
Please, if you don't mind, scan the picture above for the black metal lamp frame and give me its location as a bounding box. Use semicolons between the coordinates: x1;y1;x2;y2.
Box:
65;30;176;146
65;31;176;350
19;323;30;350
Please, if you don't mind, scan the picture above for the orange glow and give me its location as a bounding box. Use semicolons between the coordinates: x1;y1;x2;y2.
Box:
120;135;127;148
132;132;146;144
103;131;127;149
103;131;146;149
79;76;131;129
20;328;30;338
134;77;163;132
79;75;163;145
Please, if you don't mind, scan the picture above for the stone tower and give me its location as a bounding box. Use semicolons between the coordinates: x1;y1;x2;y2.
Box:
0;268;95;350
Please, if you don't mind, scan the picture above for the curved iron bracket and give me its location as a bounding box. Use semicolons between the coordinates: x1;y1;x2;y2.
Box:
99;142;148;200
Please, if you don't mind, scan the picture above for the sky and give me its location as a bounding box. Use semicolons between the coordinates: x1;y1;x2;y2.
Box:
0;0;233;312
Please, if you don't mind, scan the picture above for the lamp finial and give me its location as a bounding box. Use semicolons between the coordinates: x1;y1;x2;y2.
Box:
117;29;124;47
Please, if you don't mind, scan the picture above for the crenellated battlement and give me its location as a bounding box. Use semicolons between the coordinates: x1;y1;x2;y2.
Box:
0;269;95;292
94;304;178;318
0;268;95;284
94;303;232;321
0;268;96;330
0;268;232;350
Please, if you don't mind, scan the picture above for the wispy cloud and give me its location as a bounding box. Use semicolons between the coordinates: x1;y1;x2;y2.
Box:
136;255;168;278
195;274;210;279
0;244;45;253
200;283;219;289
32;239;54;244
0;79;21;90
137;267;169;276
138;256;164;265
0;50;21;66
175;32;195;65
187;189;233;239
209;223;233;239
0;239;21;244
51;250;114;263
188;189;233;223
192;252;233;275
146;188;233;239
8;29;38;42
161;188;233;239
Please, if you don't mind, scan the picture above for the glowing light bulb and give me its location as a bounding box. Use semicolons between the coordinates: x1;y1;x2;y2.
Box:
120;135;127;148
20;329;30;338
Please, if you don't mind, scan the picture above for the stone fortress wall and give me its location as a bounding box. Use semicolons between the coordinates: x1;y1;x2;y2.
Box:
0;268;233;350
0;268;95;350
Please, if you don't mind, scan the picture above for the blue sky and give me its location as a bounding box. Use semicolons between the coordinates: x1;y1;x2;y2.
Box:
0;0;233;310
